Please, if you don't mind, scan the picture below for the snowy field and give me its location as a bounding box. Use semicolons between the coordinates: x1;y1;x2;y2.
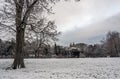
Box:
0;58;120;79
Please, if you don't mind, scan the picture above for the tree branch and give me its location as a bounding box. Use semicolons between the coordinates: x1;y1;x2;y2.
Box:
22;0;39;27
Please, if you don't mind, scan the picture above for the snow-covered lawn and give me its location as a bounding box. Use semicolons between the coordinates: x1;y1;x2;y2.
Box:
0;58;120;79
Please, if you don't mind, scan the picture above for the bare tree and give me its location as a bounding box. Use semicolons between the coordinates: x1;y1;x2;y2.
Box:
26;19;61;58
0;0;79;69
104;31;120;57
0;0;59;69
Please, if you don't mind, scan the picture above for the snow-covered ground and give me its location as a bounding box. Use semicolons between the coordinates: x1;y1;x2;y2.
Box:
0;58;120;79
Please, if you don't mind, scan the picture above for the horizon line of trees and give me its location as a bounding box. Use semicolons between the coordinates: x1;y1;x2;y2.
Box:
0;31;120;58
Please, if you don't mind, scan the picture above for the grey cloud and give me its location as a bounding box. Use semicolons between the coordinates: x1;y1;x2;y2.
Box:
49;0;120;31
59;13;120;45
50;0;120;45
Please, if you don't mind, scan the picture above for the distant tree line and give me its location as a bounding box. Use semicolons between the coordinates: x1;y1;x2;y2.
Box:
0;31;120;58
68;31;120;57
0;39;15;58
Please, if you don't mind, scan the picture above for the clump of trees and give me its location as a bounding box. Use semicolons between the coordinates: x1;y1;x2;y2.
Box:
67;31;120;58
103;31;120;57
0;39;15;58
0;31;120;58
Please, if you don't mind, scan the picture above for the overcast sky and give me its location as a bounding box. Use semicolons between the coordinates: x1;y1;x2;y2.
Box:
1;0;120;46
49;0;120;46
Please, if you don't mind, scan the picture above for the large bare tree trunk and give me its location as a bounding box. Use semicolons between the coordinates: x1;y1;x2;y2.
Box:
12;29;25;69
12;0;25;69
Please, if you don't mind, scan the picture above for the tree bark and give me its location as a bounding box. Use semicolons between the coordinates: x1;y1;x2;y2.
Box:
12;29;25;69
12;0;25;69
